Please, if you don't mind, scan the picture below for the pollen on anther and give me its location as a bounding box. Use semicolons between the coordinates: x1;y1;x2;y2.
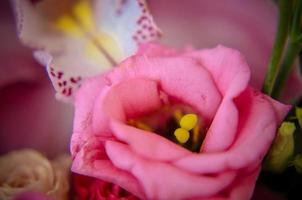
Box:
180;114;198;131
174;128;190;144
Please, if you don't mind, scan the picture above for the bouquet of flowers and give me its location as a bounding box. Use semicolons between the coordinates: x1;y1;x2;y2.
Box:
0;0;301;199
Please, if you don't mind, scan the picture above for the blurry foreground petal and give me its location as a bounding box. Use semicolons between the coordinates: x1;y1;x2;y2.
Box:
0;150;71;200
72;173;138;200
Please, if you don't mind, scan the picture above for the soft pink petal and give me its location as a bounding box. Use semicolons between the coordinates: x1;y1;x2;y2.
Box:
107;55;222;122
111;120;191;161
71;75;109;155
228;167;260;200
202;97;239;152
174;88;289;174
106;141;237;199
186;45;250;152
264;95;292;123
92;78;162;136
71;135;144;199
187;45;251;97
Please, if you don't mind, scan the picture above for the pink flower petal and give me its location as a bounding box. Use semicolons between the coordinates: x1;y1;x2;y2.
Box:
202;97;239;152
187;45;251;97
70;44;291;199
174;88;290;174
71;76;109;155
107;54;222;122
92;78;162;136
228;167;260;200
106;141;237;199
185;45;251;152
111;120;191;161
71;135;144;199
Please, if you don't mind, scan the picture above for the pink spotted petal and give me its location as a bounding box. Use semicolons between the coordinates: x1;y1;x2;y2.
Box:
94;0;161;55
12;0;161;101
106;141;237;199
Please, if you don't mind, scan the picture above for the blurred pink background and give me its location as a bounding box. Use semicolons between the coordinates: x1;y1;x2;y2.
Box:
0;1;73;157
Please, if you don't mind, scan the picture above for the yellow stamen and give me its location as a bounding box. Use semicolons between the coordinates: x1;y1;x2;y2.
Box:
180;114;198;131
128;120;153;132
173;109;183;122
192;125;200;144
174;128;190;144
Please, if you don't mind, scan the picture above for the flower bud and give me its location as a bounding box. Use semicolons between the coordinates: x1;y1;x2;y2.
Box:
265;122;296;173
296;107;302;128
292;154;302;173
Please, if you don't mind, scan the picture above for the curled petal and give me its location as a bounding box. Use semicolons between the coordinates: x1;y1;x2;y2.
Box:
106;141;236;199
174;88;290;174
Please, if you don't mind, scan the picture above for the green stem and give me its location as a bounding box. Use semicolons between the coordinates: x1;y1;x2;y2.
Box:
290;0;302;38
262;0;292;96
271;41;301;99
271;0;302;99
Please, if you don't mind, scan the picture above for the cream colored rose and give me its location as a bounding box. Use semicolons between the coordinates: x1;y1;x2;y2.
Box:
0;149;70;200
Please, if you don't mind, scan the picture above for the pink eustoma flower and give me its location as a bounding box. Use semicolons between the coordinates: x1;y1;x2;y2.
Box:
70;44;290;200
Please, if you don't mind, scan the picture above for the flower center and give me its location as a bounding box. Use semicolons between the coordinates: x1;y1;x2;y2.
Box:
128;105;207;152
